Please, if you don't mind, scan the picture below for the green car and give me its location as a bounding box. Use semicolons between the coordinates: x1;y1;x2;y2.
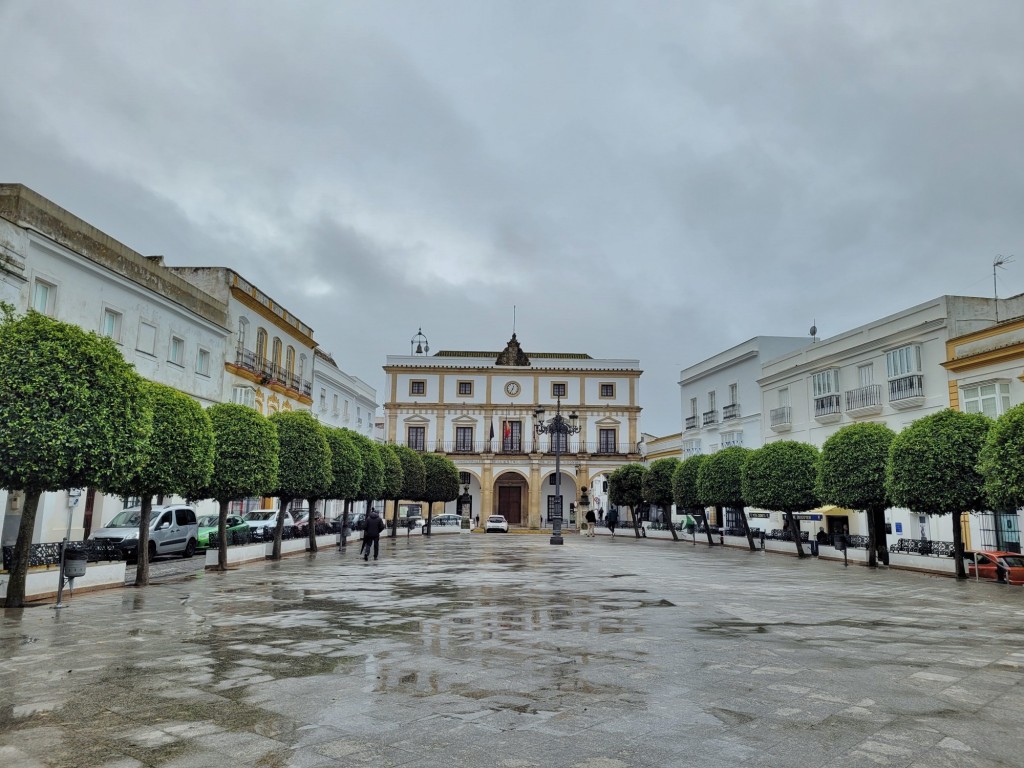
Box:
196;514;248;548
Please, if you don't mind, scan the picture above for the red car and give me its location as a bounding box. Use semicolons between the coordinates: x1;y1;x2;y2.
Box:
966;551;1024;585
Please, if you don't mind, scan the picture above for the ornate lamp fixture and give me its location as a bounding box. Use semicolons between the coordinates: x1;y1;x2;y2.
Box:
534;396;580;545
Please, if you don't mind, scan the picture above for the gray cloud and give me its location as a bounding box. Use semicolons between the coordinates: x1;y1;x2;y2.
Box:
2;0;1022;427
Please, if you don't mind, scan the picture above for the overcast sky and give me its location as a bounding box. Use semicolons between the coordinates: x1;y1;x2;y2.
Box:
2;1;1022;430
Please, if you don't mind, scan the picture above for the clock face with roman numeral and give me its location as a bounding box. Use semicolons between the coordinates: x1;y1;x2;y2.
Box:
504;381;521;397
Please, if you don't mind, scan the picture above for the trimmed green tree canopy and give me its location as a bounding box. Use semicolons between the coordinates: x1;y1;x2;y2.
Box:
642;457;680;509
697;447;751;508
392;444;425;501
325;428;363;502
269;410;333;502
0;307;152;493
202;403;279;502
421;453;460;505
886;408;990;516
353;434;385;502
608;463;646;510
379;444;404;502
672;454;707;510
742;441;820;513
817;422;895;510
979;404;1024;510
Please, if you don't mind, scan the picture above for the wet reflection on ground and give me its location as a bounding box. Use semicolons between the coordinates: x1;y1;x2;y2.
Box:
2;535;1024;767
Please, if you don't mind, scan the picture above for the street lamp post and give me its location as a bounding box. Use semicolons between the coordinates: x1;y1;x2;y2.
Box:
534;396;580;545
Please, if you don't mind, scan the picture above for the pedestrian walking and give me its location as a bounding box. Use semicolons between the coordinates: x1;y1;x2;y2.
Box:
606;507;619;537
361;507;386;561
585;507;597;537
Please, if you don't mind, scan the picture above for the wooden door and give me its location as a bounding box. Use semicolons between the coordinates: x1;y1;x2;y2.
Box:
498;486;522;525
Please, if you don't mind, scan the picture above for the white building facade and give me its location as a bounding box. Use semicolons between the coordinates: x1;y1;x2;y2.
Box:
383;334;643;528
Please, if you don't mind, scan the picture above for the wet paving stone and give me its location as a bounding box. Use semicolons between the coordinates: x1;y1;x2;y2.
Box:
3;535;1024;766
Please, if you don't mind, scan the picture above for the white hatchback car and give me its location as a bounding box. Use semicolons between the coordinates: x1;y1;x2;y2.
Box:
485;515;509;533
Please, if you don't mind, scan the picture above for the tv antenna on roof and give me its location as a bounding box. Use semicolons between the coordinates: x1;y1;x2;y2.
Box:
994;255;1014;322
810;319;818;343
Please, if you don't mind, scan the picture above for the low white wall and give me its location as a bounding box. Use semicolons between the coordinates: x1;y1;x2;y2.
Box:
0;561;126;603
205;533;361;568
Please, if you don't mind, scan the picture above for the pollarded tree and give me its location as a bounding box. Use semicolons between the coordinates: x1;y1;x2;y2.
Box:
886;409;990;579
378;444;404;534
0;307;152;607
742;441;820;558
352;433;386;516
388;444;425;538
324;427;363;547
672;454;715;546
642;457;681;541
979;404;1024;516
817;423;895;568
301;419;336;553
697;447;756;551
202;403;279;572
104;380;215;586
608;463;647;538
268;410;332;558
421;452;460;531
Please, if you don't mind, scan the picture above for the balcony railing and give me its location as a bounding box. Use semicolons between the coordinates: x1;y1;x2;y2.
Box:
845;384;883;416
685;415;698;430
769;406;791;431
423;440;646;456
722;403;741;420
813;394;842;423
889;374;925;409
702;410;719;426
235;346;312;398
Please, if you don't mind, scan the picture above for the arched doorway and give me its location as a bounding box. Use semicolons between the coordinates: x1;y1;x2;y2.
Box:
494;471;528;526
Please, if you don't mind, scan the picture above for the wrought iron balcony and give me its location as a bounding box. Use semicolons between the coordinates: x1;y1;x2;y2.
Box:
685;415;698;430
813;394;842;424
889;374;925;410
845;384;883;417
235;346;312;399
769;406;791;432
722;403;741;420
702;409;719;427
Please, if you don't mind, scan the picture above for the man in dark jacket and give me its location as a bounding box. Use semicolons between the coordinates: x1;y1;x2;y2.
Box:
362;508;386;561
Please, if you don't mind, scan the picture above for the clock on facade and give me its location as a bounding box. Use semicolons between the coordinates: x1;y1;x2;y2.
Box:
504;381;521;397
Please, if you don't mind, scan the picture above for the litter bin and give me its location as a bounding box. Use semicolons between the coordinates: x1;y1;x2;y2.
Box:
63;548;88;579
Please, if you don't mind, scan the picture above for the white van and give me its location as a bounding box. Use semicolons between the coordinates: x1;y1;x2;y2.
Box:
90;504;199;561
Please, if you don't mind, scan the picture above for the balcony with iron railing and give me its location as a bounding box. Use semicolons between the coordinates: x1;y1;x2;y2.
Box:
722;403;741;421
813;394;842;424
769;406;791;432
426;440;644;457
702;410;719;427
845;384;883;417
685;415;698;430
888;374;925;410
235;346;312;399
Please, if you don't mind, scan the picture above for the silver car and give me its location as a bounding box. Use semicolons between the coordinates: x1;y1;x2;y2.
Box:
90;504;199;561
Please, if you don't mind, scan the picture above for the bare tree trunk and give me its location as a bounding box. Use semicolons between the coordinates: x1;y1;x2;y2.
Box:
340;499;350;549
952;511;967;580
217;498;230;571
785;511;806;558
631;506;642;538
738;504;756;552
873;507;889;565
698;508;716;546
134;495;153;587
390;498;400;539
271;497;291;560
665;504;679;541
306;498;318;553
425;501;434;535
864;507;878;568
4;489;42;608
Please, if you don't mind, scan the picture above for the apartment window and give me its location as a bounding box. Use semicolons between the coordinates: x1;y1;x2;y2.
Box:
550;431;568;453
408;426;426;451
689;397;698;417
196;348;210;376
458;381;473;397
501;421;523;452
682;439;701;458
858;364;874;387
237;317;249;348
343;400;350;418
455;426;474;452
728;383;738;405
332;394;339;415
812;369;840;397
256;329;268;361
31;279;55;315
778;387;790;407
600;383;615;398
101;308;122;341
136;321;157;355
708;391;717;412
886;345;922;378
459;471;471;485
232;385;256;409
169;336;185;366
721;430;743;448
410;380;426;396
962;382;1011;419
319;388;327;410
551;382;567;398
598;428;616;453
285;346;295;375
271;338;283;368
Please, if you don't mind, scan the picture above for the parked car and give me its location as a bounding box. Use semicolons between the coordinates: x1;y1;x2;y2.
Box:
293;510;325;535
403;516;426;529
242;508;297;535
89;504;199;561
965;550;1024;585
485;515;509;533
431;514;463;527
196;514;248;548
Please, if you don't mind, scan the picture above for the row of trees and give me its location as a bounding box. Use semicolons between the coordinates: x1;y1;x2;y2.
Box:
0;307;460;608
608;407;1024;579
